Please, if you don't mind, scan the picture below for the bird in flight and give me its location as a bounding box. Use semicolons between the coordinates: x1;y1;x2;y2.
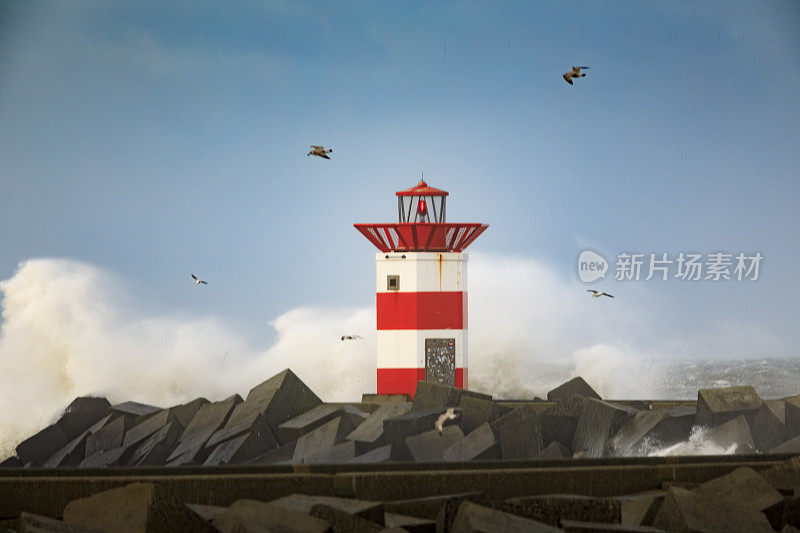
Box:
563;66;589;85
191;274;208;285
341;335;363;341
587;289;613;298
435;408;460;436
308;145;333;159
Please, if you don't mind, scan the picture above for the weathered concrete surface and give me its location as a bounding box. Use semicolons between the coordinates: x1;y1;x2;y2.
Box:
383;493;487;521
384;511;436;532
277;404;346;443
211;499;331;533
502;494;622;527
245;439;297;465
652;486;774;533
293;416;358;463
458;396;513;435
347;443;393;464
547;377;602;401
15;424;70;466
84;416;132;457
166;394;242;466
170;398;209;430
617;491;665;527
443;423;500;462
16;511;103;532
406;426;465;462
771;435;800;454
268;493;385;525
693;467;783;512
752;401;787;453
534;441;571;460
129;421;182;466
203;432;271;466
223;369;322;444
696;386;762;428
109;402;161;420
448;501;563;532
559;519;665;532
62;482;215;532
706;415;755;453
205;412;277;451
383;408;447;451
304;440;357;464
122;410;175;450
346;403;412;453
573;399;638;458
540;395;589;452
56;397;112;442
411;381;491;412
497;409;544;460
758;456;800;496
786;396;800;440
43;415;113;468
79;447;127;468
610;408;694;456
309;503;384;532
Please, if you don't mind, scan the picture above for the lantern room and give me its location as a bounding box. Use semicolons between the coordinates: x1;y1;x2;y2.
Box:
354;180;488;398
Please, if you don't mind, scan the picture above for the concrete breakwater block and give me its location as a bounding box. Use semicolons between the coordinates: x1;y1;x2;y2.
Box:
304;440;357;464
85;415;133;457
610;407;694;456
347;443;393;464
573;399;638;458
347;403;412;453
16;511;103;532
458;396;513;435
293;415;358;463
770;434;800;454
79;446;127;467
443;423;500;462
212;499;331;533
448;501;563;532
759;456;800;496
278;404;368;444
166;394;242;466
706;415;755;453
383;408;450;446
501;494;622;527
493;406;545;460
383;492;488;521
223;369;322;444
752;401;787;452
16;396;111;465
204;431;273;465
696;385;762;427
786;396;800;440
653;486;774;533
15;424;70;466
384;511;436;532
411;381;491;411
56;397;112;441
63;482;215;532
547;377;602;401
110;401;161;420
268;493;385;525
540;395;589;452
693;467;784;513
43;414;113;468
206;412;277;451
617;491;665;527
309;503;384;532
406;425;464;462
129;421;183;466
534;441;571;460
246;439;297;465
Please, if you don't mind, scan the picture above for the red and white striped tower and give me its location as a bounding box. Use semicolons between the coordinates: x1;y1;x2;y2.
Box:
354;181;488;397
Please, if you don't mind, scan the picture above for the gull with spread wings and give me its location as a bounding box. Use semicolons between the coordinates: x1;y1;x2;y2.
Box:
308;145;333;159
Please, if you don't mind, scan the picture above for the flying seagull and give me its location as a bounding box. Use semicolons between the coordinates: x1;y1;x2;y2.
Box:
435;407;460;436
191;274;208;285
587;289;613;298
341;335;363;341
563;66;589;85
308;145;332;159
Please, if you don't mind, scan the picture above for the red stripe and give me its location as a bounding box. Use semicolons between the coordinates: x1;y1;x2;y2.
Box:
377;368;465;398
377;292;466;330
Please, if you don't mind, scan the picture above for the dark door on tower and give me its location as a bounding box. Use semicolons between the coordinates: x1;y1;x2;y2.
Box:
425;338;456;386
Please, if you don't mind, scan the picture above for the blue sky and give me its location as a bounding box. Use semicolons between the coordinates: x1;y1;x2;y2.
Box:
1;1;799;354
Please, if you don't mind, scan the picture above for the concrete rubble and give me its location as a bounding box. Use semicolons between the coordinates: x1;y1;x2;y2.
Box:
1;369;799;530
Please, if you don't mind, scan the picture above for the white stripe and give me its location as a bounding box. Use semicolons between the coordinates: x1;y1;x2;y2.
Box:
377;329;467;368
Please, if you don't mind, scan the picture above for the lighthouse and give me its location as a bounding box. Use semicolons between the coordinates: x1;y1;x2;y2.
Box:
354;181;488;397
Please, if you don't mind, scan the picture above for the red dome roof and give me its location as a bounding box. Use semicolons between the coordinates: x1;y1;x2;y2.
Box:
396;181;449;197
